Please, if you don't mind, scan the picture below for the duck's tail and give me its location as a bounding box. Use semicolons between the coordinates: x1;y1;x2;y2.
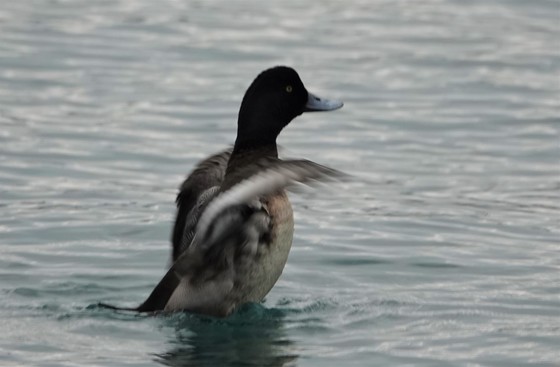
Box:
98;268;181;313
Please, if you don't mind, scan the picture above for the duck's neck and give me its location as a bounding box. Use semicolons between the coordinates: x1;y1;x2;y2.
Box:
228;142;279;171
222;143;278;190
232;140;278;157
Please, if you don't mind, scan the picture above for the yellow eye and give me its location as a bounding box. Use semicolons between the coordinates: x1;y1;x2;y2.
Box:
286;85;293;93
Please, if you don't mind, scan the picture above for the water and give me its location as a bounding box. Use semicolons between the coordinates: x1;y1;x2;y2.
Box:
1;0;559;366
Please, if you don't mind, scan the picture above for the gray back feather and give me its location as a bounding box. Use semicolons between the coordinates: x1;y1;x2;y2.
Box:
171;149;232;262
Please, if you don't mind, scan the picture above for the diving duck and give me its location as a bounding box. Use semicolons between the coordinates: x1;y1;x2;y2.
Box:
101;66;344;316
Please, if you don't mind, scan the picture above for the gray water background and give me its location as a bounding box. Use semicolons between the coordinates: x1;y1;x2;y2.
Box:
0;1;559;366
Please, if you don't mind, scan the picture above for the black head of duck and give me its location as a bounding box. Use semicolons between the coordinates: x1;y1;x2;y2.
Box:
234;66;343;152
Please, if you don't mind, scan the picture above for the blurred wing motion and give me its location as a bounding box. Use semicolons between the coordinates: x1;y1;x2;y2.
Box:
195;158;345;246
99;159;346;315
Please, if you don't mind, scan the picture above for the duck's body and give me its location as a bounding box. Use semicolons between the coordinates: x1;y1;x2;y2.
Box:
100;66;343;316
161;147;296;316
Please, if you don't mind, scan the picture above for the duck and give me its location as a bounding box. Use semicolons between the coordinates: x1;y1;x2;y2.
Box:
100;66;344;317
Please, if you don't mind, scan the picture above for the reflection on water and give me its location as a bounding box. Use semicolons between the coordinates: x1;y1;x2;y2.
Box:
155;305;297;367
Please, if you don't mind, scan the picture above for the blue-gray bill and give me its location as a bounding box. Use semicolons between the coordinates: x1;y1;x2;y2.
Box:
304;92;343;112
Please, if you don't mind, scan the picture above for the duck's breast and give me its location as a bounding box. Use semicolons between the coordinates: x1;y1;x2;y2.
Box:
236;190;294;302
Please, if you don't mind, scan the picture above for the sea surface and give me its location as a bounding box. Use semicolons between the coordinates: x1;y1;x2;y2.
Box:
0;1;559;366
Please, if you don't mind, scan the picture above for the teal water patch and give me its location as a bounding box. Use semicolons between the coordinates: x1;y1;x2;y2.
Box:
154;304;297;367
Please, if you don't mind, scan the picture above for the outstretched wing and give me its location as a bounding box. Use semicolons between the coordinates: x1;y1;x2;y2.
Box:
171;148;232;262
193;158;344;249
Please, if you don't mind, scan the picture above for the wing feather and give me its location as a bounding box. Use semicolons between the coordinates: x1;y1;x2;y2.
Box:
171;149;231;261
196;159;345;243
